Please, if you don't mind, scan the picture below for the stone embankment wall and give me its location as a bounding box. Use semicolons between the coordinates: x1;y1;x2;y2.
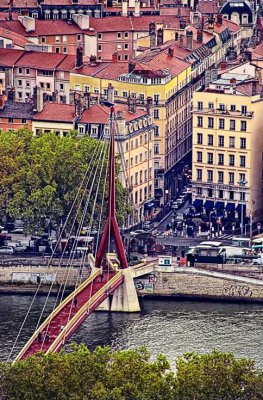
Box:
134;269;263;302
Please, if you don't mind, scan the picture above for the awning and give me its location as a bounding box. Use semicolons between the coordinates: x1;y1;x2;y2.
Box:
193;199;203;208
144;200;156;209
215;201;224;210
225;203;235;212
155;188;163;198
236;204;246;213
204;200;214;209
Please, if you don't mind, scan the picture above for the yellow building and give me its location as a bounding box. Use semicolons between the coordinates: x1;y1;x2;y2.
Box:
192;74;263;224
70;54;191;203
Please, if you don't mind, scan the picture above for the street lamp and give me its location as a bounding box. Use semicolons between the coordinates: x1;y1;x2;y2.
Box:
165;189;169;205
237;179;247;236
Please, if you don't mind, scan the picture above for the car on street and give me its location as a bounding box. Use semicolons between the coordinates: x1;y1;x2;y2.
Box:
0;246;14;255
171;201;182;210
130;230;145;237
11;228;24;234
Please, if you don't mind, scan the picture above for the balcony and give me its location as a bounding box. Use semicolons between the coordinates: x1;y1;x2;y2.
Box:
193;107;254;118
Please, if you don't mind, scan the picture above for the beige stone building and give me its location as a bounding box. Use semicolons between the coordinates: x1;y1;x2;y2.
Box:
192;73;263;224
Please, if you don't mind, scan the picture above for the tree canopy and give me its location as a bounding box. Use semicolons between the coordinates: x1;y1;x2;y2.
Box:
0;129;129;234
0;346;263;400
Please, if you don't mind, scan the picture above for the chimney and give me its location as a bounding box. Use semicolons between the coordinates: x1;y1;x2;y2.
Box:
128;62;135;73
157;28;163;46
230;78;236;89
122;0;128;17
149;22;156;48
168;47;174;57
134;0;140;17
34;86;44;112
208;15;215;31
107;83;114;103
128;96;136;113
179;17;186;29
217;14;223;25
175;32;179;41
0;94;5;109
72;14;89;29
75;46;83;68
179;34;184;46
90;54;97;64
18;15;35;32
112;52;118;62
74;93;82;117
7;87;15;102
186;30;193;50
197;30;203;43
221;61;227;70
146;96;152;112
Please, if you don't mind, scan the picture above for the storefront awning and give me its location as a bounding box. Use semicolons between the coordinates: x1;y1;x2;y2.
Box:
225;203;235;212
193;199;203;208
215;201;224;210
204;200;214;209
236;204;246;213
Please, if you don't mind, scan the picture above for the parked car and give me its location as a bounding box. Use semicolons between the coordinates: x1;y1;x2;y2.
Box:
0;246;14;255
130;230;145;237
11;228;24;234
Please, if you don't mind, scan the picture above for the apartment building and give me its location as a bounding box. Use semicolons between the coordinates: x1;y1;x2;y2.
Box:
192;74;263;223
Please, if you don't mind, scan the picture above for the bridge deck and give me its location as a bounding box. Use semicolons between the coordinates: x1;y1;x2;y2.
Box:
16;269;124;361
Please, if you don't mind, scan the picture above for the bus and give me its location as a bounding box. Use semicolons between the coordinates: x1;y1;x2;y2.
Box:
231;237;251;248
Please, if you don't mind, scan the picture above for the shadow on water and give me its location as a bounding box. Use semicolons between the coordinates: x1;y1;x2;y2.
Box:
1;295;263;366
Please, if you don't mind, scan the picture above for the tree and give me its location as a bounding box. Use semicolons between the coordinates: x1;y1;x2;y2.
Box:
0;129;129;235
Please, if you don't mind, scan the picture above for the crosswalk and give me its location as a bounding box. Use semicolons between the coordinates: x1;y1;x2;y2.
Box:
217;234;234;240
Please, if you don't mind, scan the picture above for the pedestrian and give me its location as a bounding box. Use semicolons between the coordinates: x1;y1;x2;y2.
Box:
45;332;50;343
37;331;42;343
73;297;78;308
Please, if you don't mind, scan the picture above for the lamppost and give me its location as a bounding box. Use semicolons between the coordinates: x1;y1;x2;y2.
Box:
165;189;169;205
237;179;247;236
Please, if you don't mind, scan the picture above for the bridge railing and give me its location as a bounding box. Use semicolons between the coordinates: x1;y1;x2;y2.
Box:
15;268;101;361
47;271;124;353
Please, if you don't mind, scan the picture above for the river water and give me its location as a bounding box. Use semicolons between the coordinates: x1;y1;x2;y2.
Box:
1;295;263;366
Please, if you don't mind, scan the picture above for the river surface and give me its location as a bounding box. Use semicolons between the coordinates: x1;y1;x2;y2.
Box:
1;294;263;366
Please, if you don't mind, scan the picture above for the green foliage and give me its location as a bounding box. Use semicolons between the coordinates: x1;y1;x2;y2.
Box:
1;346;263;400
0;129;129;234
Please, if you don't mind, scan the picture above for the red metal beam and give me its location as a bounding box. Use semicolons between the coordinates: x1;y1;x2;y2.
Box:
95;107;128;269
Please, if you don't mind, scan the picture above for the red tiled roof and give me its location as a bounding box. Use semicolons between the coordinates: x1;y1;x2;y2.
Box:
0;48;24;67
73;61;129;80
56;55;76;71
220;18;242;33
33;103;75;122
0;26;29;47
42;0;97;4
0;0;37;7
0;21;25;36
185;26;214;44
15;51;68;69
252;42;263;58
80;103;147;124
72;62;111;77
197;0;219;14
0;12;20;20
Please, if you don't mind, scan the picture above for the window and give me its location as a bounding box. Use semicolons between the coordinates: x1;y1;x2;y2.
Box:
197;116;203;127
229;172;234;184
124;32;129;38
241;120;247;132
218;189;224;199
122;91;128;97
18;79;22;86
18;67;22;74
229;190;234;200
98;33;102;39
154;126;159;136
197;187;202;195
230;119;235;131
60;83;64;91
229;136;235;148
240;192;245;201
63;35;67;43
241;105;247;114
208;102;214;109
229;155;235;166
77;34;81;41
207;153;213;164
46;83;50;90
218;154;224;165
219;118;225;129
240;156;246;167
8;117;13;123
55;48;60;53
208;134;213;146
94;87;99;94
197;151;202;162
207;170;213;182
230;104;236;111
98;44;102;52
208;188;213;197
124;55;128;60
135;172;138;185
55;35;60;43
208;117;214;128
154;143;159;154
124;43;129;50
218;135;224;147
197;101;203;110
153;109;159;119
41;36;46;43
130;157;133;166
218;171;224;184
26;68;30;75
197;169;202;181
18;91;22;98
240;138;246;149
154;94;159;105
117;32;122;38
197;133;203;144
63;47;67;54
239;173;246;182
219;103;225;110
